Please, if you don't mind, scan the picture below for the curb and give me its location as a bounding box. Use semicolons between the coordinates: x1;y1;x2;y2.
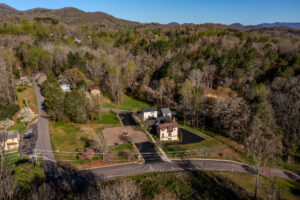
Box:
78;161;139;171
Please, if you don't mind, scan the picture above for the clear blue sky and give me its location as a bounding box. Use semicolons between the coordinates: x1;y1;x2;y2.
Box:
2;0;300;25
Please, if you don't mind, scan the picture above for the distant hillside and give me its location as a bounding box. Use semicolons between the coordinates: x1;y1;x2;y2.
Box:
0;3;18;13
0;3;140;28
230;22;300;30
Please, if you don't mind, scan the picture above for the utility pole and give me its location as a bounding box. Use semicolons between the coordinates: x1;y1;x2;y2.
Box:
203;148;208;169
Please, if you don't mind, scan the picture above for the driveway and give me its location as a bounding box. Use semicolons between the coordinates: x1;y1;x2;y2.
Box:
163;128;205;145
19;123;38;156
119;113;137;126
135;142;163;163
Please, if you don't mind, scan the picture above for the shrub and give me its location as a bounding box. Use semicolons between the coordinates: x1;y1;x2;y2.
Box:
0;104;20;121
0;118;15;129
17;107;35;122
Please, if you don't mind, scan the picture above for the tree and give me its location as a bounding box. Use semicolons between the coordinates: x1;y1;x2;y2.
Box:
41;75;65;121
124;60;137;89
106;65;123;104
245;119;277;200
179;80;193;125
212;94;250;140
63;68;88;89
0;51;16;107
92;133;109;161
64;90;87;123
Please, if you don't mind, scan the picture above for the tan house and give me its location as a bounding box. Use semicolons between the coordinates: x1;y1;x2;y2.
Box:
90;86;102;97
0;130;20;151
156;120;178;141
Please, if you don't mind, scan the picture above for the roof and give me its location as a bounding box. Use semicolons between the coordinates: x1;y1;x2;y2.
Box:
0;130;19;140
90;86;100;91
161;108;171;114
142;107;157;113
158;122;178;129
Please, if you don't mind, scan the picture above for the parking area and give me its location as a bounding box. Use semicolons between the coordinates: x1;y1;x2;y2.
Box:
19;123;38;155
119;113;137;126
163;128;205;146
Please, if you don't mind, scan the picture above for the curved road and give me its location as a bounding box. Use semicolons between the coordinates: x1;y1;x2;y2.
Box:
33;82;299;182
79;159;300;181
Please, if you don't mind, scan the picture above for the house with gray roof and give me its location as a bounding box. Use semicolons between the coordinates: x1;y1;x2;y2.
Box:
160;108;172;119
141;107;158;120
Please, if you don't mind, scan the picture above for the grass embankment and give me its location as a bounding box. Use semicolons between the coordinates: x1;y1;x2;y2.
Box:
50;113;138;169
220;172;300;200
116;171;252;200
100;94;150;111
10;86;38;134
162;125;243;161
92;112;120;125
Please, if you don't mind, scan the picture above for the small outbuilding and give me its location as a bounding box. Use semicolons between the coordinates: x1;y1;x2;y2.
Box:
160;108;172;119
60;83;71;92
90;86;102;97
142;107;158;120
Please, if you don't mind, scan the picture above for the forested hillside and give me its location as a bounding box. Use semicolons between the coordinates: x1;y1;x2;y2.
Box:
0;4;299;163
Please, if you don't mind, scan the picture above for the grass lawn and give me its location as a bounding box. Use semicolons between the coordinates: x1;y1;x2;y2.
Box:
9;86;38;134
50;118;139;169
100;94;150;111
93;112;120;125
162;125;243;161
220;172;300;200
110;143;138;162
9;118;27;134
16;86;38;113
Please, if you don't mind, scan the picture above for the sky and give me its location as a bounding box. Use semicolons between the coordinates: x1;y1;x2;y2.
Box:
2;0;300;25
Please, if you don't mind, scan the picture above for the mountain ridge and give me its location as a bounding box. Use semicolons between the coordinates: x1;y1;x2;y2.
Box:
0;3;299;29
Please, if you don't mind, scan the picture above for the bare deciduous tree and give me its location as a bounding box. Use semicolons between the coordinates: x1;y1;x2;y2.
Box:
92;133;109;161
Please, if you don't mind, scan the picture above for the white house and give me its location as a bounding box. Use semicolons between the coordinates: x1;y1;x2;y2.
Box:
142;107;158;120
156;120;178;141
60;83;71;92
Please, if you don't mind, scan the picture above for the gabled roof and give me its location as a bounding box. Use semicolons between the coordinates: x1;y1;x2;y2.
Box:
142;107;157;113
161;108;171;114
90;86;100;91
0;130;19;140
158;122;178;129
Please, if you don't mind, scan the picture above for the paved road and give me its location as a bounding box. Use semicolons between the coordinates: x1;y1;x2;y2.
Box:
80;159;300;181
33;82;61;177
32;86;299;182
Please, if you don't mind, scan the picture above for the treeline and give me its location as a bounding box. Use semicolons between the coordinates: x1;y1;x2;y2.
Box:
0;18;299;160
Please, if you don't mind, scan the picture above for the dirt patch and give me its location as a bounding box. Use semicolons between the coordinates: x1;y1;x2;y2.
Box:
103;126;149;146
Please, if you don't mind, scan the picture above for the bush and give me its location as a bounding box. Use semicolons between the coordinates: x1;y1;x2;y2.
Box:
17;107;35;122
0;104;20;121
0;118;15;129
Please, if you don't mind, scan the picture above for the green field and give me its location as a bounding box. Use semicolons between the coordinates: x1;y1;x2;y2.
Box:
110;143;138;162
9;86;38;134
9;118;27;134
94;112;120;125
50;117;138;169
101;94;150;111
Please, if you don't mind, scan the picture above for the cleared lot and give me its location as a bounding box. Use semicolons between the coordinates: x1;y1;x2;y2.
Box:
103;126;149;146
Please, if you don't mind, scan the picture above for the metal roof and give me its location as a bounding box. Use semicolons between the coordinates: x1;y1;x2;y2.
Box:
161;108;171;114
142;107;157;113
